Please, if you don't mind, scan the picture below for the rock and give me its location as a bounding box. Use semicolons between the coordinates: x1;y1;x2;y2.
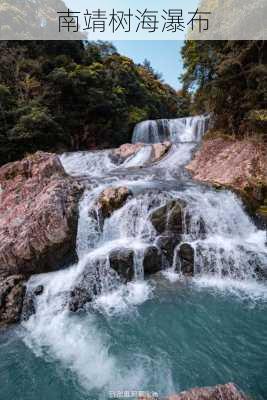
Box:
255;265;267;280
109;248;135;282
186;138;267;191
68;276;98;313
155;234;181;266
177;243;195;276
150;200;186;235
255;201;267;230
143;246;162;275
111;142;171;165
0;151;83;278
21;284;44;321
167;383;248;400
69;287;94;312
67;258;114;312
111;143;144;164
21;292;35;321
34;285;44;296
186;137;267;215
0;275;25;326
151;141;171;163
97;187;132;219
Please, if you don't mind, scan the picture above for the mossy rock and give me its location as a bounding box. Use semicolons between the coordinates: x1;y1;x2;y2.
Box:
257;205;267;216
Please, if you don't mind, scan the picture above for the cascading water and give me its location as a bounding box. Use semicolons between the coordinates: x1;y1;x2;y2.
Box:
132;115;210;144
17;115;267;400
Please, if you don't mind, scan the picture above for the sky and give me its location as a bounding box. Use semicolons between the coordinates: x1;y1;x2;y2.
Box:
113;41;184;90
64;0;199;90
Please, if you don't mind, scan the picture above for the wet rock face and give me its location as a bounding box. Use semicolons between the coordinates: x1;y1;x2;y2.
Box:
0;275;25;326
69;287;95;313
0;151;83;278
186;138;267;191
97;187;132;219
64;246;163;314
151;141;171;163
186;137;267;215
0;151;83;326
166;383;248;400
67;271;99;313
21;284;44;321
155;234;181;266
111;142;171;165
143;246;162;275
150;200;186;235
111;143;144;164
109;248;135;282
177;243;195;276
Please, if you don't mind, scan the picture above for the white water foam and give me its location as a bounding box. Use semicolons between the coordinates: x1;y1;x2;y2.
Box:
193;276;267;303
60;150;117;178
94;281;153;316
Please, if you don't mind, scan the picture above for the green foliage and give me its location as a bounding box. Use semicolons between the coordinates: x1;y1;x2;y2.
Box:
8;106;63;142
181;40;267;137
0;41;179;165
128;107;149;125
176;90;191;118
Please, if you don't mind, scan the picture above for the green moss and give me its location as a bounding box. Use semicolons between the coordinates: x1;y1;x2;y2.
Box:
258;206;267;216
247;109;267;122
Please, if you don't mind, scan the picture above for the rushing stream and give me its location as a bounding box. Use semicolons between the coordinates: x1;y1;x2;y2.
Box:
1;116;267;400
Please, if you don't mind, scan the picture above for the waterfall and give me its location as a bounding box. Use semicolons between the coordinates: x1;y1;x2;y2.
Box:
132;115;210;144
23;113;267;305
21;114;267;394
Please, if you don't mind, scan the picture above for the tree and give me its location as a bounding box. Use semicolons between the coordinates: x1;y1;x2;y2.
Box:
142;59;163;81
181;40;267;137
0;41;179;165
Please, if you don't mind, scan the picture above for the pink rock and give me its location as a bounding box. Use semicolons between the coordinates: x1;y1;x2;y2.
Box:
0;275;25;327
97;186;131;218
0;151;83;278
112;141;171;165
167;383;248;400
113;143;144;161
151;141;171;163
186;138;267;194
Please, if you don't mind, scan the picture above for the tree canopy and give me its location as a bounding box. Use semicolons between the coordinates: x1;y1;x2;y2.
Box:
0;40;179;165
181;40;267;138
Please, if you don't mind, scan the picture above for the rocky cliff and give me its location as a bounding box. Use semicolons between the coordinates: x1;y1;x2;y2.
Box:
0;151;83;326
186;137;267;226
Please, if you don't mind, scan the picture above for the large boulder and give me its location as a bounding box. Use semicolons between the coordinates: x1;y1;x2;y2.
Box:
176;243;195;276
143;246;162;275
111;142;171;165
109;248;135;282
155;234;181;266
0;275;26;326
97;187;132;219
69;286;95;313
0;152;83;278
186;137;267;217
21;284;44;321
151;141;171;163
166;383;248;400
150;200;186;235
67;259;102;312
111;143;144;164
